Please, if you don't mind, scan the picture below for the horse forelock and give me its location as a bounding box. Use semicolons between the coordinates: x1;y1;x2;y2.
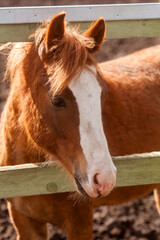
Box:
34;25;97;95
4;22;97;97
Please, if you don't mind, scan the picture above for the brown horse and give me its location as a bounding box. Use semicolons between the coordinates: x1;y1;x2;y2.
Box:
1;12;160;240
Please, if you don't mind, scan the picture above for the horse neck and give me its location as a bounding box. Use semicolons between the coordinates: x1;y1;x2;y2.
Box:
0;56;46;166
100;55;160;156
0;98;46;167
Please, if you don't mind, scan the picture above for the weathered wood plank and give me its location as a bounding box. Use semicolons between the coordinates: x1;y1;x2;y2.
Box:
113;152;160;187
0;152;160;199
0;19;160;43
0;163;76;199
0;4;160;24
106;19;160;39
0;23;41;42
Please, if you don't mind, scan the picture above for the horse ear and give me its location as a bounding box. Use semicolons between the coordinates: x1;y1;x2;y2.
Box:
46;12;66;51
83;18;105;53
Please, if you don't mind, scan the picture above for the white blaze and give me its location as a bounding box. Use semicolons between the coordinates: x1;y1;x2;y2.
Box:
69;66;116;196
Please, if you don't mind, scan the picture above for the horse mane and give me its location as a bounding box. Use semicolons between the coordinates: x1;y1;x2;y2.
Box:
3;21;97;95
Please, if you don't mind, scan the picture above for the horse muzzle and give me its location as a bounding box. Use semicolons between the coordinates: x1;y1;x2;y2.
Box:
74;177;89;197
74;167;117;198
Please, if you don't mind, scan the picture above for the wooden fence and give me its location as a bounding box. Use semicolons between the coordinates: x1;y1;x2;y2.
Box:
0;3;160;199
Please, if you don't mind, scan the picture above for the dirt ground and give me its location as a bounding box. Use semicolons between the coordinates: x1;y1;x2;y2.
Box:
0;0;160;240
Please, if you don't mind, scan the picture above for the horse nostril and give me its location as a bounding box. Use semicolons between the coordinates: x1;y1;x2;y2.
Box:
93;173;100;185
93;173;103;197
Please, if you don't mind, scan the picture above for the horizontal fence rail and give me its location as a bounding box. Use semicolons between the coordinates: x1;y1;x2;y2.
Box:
1;4;160;23
0;3;160;42
0;152;160;199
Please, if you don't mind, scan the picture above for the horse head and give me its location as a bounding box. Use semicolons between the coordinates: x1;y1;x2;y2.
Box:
16;12;117;198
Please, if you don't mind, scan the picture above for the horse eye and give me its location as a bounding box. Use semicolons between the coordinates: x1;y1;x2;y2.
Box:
52;95;66;108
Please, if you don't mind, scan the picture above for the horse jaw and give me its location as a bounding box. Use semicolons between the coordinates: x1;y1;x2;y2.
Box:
69;66;117;198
